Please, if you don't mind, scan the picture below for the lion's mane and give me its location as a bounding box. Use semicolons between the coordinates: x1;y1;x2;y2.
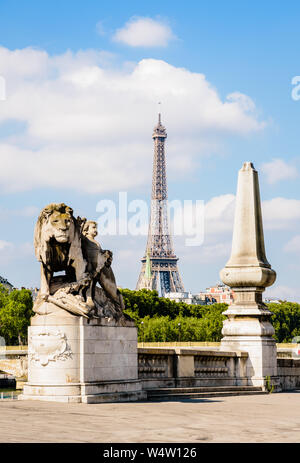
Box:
34;203;83;270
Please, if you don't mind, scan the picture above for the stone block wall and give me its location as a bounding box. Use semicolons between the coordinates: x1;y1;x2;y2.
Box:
2;345;300;393
138;347;249;388
277;358;300;390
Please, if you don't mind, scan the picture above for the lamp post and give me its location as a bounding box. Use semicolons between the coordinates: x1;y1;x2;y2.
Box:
141;321;144;346
178;322;181;344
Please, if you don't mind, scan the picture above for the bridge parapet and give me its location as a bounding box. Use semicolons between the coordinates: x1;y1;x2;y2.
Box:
0;348;28;379
1;345;300;392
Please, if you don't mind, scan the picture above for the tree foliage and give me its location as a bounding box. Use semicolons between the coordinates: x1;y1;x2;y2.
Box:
269;302;300;343
137;313;226;342
121;289;300;343
121;288;227;342
0;285;34;345
121;288;227;319
1;286;300;345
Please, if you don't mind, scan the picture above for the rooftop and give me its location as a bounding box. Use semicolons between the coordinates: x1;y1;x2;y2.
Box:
0;277;13;290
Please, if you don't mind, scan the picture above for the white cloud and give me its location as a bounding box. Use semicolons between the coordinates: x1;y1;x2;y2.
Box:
0;240;15;266
0;205;39;220
174;193;300;240
96;20;106;36
262;198;300;230
0;46;265;194
112;17;175;47
0;240;13;251
171;192;300;244
0;240;33;264
204;194;235;235
17;206;39;217
226;92;256;112
284;235;300;253
261;158;298;184
198;242;232;263
19;242;34;256
265;285;300;303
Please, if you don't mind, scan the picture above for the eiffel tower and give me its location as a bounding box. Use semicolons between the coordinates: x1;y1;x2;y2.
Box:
136;114;184;296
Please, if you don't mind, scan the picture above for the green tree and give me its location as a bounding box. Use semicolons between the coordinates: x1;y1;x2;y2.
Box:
1;285;299;346
136;313;226;342
121;288;227;320
121;288;229;342
0;284;9;308
269;302;300;342
0;286;33;345
121;289;300;343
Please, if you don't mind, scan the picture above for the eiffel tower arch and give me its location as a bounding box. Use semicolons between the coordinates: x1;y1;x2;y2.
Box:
136;114;184;296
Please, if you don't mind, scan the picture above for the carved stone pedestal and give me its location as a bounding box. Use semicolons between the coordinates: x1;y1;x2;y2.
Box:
19;311;146;403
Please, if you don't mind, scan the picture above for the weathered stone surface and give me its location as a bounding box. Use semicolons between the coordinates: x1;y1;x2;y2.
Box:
176;355;194;377
32;203;127;322
220;162;279;389
20;203;143;403
20;318;145;403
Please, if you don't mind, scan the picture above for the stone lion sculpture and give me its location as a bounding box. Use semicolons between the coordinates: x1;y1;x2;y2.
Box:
34;203;86;296
33;203;125;321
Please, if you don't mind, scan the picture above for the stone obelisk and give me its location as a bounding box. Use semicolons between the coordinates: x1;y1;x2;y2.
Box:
220;162;280;389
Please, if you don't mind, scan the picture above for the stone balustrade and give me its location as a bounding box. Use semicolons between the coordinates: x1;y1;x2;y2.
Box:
277;358;300;390
0;348;28;380
2;345;300;393
138;347;248;389
138;348;174;379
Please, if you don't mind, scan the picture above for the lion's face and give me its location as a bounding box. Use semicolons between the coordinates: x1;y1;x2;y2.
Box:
45;209;75;243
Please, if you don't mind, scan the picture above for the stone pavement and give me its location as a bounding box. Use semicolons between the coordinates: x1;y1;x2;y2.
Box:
0;392;300;443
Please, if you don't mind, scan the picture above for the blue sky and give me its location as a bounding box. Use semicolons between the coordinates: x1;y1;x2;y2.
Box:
0;0;300;301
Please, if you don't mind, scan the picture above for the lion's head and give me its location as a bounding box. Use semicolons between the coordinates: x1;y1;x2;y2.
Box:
34;203;79;263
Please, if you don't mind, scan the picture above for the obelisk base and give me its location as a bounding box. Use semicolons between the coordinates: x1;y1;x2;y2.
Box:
220;314;281;391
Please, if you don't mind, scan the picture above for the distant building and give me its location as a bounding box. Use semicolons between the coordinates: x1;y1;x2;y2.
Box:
264;297;281;304
198;283;234;305
19;286;39;301
28;288;39;302
164;283;234;306
0;276;14;291
164;292;206;305
0;279;40;300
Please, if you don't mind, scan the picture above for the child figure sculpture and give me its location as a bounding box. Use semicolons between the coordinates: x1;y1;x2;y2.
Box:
81;220;125;318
